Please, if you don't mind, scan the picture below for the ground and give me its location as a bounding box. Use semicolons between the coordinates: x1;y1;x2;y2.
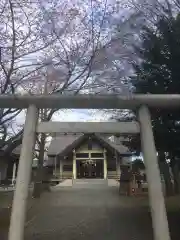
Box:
1;179;180;240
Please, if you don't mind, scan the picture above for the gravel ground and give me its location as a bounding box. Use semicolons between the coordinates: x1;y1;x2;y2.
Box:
1;180;180;240
24;188;153;240
25;180;153;240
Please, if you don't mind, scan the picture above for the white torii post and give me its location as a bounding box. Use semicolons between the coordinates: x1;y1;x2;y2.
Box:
73;150;76;180
11;162;17;186
8;105;38;240
60;158;63;180
103;149;107;179
138;105;170;240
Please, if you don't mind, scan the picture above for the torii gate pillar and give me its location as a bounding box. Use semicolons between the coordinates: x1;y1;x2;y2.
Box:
8;105;38;240
138;105;170;240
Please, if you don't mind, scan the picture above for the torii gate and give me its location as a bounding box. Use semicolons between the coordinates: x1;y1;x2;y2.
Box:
1;94;179;240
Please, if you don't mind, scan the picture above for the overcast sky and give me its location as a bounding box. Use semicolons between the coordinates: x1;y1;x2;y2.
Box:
52;109;109;122
15;109;110;131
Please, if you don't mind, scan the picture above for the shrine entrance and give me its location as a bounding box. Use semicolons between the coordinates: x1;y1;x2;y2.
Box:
1;94;177;240
76;159;104;179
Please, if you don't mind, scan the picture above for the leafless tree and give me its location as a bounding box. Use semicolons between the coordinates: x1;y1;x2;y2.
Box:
32;2;150;187
0;0;146;194
0;0;59;156
30;0;117;196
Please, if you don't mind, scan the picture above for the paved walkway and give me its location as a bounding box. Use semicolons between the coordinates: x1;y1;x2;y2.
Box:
54;179;73;187
1;180;180;239
25;180;154;240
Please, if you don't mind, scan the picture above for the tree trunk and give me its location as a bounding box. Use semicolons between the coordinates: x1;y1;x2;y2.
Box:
32;133;46;198
158;152;173;196
170;157;180;194
42;167;52;192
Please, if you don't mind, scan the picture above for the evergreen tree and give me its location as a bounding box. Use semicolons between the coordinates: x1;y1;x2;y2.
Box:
131;15;180;194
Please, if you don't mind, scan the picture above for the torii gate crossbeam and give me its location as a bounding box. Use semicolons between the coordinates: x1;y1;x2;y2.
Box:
36;121;140;134
0;94;180;108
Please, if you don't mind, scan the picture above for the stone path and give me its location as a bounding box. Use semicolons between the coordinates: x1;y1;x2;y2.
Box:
24;180;154;240
107;179;119;187
1;180;180;240
72;179;108;188
54;179;73;187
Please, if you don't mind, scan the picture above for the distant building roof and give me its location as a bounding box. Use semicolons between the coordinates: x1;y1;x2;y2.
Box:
48;134;84;156
48;134;131;156
97;135;129;154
